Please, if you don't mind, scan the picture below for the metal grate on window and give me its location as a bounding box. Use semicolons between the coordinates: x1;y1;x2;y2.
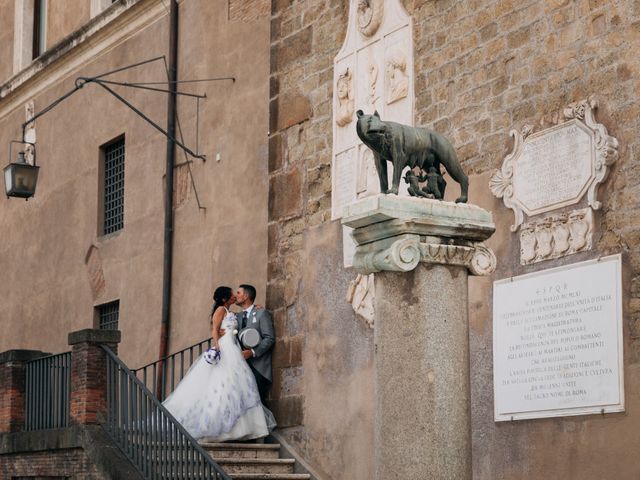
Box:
98;300;120;330
103;138;125;235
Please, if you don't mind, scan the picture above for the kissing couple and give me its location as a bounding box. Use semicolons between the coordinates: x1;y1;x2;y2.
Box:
162;284;276;442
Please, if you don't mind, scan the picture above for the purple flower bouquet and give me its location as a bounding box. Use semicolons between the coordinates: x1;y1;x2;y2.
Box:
204;346;221;365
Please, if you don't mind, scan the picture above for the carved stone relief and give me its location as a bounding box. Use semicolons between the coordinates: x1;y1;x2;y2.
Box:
367;61;380;110
333;0;413;221
357;0;383;37
519;208;593;265
356;147;380;199
490;97;618;232
335;68;355;127
351;234;496;276
333;0;414;318
346;273;375;328
385;45;408;104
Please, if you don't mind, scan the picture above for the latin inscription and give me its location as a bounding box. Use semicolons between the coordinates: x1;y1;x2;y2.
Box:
493;256;623;421
512;121;594;214
333;148;357;218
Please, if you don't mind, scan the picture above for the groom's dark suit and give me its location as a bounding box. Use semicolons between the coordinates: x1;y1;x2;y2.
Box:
237;305;275;403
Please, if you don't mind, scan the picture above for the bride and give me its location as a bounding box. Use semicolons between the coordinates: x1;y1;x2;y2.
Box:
163;286;274;441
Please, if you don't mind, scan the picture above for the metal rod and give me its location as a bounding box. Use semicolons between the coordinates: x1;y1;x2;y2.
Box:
92;55;166;80
124;76;235;85
93;81;206;160
21;85;83;140
93;78;206;98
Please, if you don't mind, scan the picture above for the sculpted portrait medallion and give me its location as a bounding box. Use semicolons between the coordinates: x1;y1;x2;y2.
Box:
335;68;355;127
357;0;383;37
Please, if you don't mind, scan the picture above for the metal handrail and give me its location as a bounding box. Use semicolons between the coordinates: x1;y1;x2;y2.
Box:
25;351;71;431
101;345;231;480
132;337;211;401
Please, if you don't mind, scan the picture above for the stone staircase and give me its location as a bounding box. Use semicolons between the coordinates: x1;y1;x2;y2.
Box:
201;442;311;480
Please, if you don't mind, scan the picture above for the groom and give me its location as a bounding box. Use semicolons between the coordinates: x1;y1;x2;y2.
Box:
235;284;275;403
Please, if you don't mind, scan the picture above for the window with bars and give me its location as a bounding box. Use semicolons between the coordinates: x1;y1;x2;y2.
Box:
101;137;125;235
98;301;120;330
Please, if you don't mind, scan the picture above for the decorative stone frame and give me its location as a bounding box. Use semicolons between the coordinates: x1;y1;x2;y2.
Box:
490;97;618;232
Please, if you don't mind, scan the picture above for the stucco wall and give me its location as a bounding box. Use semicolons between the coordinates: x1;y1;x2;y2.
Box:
47;0;91;48
269;0;640;478
0;0;270;369
0;0;15;82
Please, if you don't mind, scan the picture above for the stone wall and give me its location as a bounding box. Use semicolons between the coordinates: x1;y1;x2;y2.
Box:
269;0;640;478
0;449;106;479
269;1;373;478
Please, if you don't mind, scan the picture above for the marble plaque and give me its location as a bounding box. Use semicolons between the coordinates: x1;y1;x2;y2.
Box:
332;148;357;217
490;97;619;231
493;255;623;421
513;121;593;215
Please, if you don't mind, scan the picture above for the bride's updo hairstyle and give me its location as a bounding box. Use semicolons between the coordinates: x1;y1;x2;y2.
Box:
211;286;233;316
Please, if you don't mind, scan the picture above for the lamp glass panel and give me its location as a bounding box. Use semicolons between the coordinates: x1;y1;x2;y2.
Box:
14;164;38;191
4;166;13;194
4;163;39;197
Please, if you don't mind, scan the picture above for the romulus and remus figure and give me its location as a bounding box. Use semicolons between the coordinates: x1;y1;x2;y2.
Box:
356;110;469;203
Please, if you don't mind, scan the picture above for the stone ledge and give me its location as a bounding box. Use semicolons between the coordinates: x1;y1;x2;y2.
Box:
0;350;50;365
68;329;121;346
0;427;81;454
341;194;495;242
0;425;143;479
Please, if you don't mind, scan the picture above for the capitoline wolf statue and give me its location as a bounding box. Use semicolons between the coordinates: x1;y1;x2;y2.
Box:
355;110;469;203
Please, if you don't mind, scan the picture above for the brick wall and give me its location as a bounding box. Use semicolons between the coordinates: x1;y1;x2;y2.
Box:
270;0;640;478
0;351;48;433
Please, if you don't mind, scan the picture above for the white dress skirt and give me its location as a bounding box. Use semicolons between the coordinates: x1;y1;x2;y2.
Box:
162;309;275;442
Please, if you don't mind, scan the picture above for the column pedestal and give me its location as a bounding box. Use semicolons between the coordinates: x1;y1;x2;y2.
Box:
343;194;496;480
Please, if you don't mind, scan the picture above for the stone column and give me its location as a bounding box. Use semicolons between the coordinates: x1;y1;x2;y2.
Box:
343;195;496;480
68;329;121;425
0;349;49;433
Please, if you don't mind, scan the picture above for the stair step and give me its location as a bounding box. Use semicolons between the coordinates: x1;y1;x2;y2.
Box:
201;442;280;459
215;458;294;474
228;475;310;480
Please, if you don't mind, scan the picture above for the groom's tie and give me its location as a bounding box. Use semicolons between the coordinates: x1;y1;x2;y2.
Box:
242;311;248;329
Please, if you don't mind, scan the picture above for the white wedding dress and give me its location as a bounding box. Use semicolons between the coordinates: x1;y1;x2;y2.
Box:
163;308;274;441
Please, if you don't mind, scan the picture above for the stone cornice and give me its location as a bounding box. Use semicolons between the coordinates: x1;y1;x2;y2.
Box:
342;194;497;276
0;0;167;118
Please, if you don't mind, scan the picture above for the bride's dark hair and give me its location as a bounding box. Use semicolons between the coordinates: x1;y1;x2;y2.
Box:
210;286;233;316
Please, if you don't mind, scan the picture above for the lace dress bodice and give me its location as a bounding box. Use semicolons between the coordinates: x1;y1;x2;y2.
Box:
221;308;238;333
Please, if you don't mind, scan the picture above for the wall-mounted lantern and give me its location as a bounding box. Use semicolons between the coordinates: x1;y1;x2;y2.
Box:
4;142;39;199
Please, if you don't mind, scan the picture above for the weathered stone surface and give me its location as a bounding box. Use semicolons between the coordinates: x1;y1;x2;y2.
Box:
276;27;312;70
229;0;269;22
269;168;302;220
271;395;304;428
269;0;640;478
268;133;284;173
375;263;471;480
277;94;312;130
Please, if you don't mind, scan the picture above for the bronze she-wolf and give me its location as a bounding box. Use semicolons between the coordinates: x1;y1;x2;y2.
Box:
355;110;468;203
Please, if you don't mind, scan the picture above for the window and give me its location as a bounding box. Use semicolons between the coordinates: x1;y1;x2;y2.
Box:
12;0;48;72
97;300;120;330
32;0;47;59
101;137;125;235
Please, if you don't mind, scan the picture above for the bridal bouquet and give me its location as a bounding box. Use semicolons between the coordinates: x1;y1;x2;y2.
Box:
204;346;221;365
